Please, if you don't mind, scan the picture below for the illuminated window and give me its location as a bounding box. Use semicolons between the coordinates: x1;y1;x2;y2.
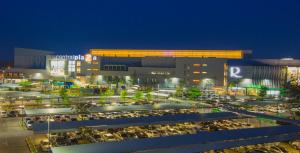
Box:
202;64;208;66
193;64;200;67
76;61;81;66
68;61;75;72
92;61;99;64
202;71;207;74
193;71;200;74
193;80;200;83
77;68;81;73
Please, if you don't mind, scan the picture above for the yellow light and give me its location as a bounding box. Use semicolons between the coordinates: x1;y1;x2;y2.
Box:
90;49;244;59
193;71;200;74
202;64;208;66
193;64;201;67
202;71;207;74
76;61;81;66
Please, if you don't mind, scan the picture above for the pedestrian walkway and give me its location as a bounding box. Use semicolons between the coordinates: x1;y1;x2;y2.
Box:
0;117;33;153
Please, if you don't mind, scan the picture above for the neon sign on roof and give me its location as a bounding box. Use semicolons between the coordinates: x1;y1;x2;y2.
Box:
163;51;174;56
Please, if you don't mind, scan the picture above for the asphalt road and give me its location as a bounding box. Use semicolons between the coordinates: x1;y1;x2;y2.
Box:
0;117;33;153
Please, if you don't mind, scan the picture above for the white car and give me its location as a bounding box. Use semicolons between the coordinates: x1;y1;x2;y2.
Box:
40;139;51;152
26;120;34;129
0;111;7;118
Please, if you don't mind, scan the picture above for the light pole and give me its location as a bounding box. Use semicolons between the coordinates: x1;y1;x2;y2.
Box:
157;84;159;101
19;97;24;124
48;115;51;144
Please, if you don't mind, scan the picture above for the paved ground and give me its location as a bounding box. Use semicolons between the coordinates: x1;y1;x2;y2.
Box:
0;117;33;153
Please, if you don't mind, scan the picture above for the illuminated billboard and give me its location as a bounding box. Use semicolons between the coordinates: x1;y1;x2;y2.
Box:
229;67;242;78
50;60;65;76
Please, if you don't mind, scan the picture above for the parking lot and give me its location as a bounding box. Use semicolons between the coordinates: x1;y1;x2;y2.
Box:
0;117;32;153
30;118;265;152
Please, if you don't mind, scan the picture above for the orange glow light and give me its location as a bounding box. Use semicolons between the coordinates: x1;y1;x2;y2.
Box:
90;49;244;59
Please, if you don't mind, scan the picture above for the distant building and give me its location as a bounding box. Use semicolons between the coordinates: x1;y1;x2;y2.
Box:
10;47;300;96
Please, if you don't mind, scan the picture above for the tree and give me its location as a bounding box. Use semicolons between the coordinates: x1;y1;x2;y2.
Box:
72;103;92;114
105;88;114;102
35;96;43;106
284;81;300;100
259;86;268;98
98;91;105;106
175;86;184;97
187;87;201;100
134;91;144;102
19;81;32;91
89;73;96;85
120;89;128;102
145;88;153;102
59;88;70;106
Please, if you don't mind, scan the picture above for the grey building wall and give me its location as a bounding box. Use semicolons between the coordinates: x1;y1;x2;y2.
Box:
14;48;53;69
175;58;227;87
98;57;228;88
141;57;175;68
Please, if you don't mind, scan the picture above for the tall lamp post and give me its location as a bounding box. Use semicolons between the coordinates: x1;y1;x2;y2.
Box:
157;84;159;101
48;115;51;144
19;96;24;124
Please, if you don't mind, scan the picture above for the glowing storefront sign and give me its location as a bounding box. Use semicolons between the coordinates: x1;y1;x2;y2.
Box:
230;67;242;78
55;54;97;61
151;71;170;75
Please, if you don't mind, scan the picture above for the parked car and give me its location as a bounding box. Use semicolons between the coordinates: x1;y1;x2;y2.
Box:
0;111;8;118
8;111;19;117
26;120;34;129
40;139;51;152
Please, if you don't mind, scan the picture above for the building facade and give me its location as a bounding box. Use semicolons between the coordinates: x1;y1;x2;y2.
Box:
90;49;248;88
227;59;300;96
11;48;300;96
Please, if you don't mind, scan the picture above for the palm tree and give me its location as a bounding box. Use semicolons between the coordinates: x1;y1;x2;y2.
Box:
59;88;70;106
105;88;114;102
98;91;105;106
120;89;128;103
145;89;153;102
134;91;144;102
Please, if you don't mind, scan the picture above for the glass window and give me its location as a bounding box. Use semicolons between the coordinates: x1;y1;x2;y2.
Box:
76;61;81;66
68;61;75;72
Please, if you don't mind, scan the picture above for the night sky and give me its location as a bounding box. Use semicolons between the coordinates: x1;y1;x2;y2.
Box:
0;0;300;61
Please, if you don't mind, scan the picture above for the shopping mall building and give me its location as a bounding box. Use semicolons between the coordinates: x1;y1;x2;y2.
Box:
8;48;300;96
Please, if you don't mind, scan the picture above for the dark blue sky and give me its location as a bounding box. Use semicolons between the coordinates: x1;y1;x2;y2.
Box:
0;0;300;61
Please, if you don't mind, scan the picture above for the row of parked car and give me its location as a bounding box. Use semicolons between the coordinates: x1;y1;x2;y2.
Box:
1;110;21;118
39;119;254;151
24;109;199;129
208;141;300;153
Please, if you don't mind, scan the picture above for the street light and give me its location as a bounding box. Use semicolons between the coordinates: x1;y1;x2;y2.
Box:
19;96;24;124
48;115;51;145
157;84;160;101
